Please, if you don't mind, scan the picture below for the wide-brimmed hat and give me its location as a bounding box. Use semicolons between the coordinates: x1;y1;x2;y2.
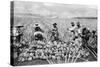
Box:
71;22;74;25
35;23;39;26
53;23;57;25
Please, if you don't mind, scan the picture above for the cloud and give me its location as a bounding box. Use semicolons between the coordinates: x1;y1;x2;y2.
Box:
43;2;55;6
14;1;97;17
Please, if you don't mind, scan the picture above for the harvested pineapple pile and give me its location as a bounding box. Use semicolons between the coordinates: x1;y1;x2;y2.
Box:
17;39;89;63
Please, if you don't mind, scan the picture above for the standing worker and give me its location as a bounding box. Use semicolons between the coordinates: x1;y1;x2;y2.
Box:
34;23;44;41
51;23;59;42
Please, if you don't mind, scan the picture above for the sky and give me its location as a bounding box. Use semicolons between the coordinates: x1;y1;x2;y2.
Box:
14;1;97;18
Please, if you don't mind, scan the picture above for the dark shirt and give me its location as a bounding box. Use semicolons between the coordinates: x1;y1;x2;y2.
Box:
35;27;44;33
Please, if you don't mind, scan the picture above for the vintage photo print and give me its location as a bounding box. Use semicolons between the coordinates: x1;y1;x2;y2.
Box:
10;1;97;66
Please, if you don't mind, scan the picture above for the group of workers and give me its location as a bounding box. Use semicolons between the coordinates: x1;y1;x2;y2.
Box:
11;21;97;63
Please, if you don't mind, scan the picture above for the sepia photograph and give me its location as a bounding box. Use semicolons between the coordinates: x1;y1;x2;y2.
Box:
10;1;97;66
